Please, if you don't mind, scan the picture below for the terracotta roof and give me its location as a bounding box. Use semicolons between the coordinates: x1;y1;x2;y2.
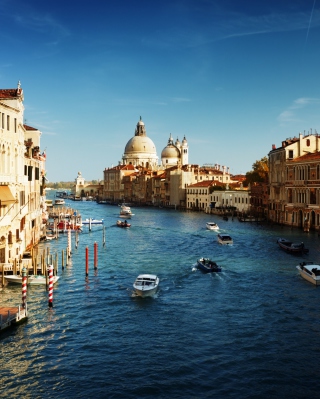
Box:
188;180;220;188
0;88;22;99
288;152;320;163
24;124;38;131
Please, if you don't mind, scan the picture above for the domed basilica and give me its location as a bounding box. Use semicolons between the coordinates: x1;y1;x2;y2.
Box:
122;117;188;169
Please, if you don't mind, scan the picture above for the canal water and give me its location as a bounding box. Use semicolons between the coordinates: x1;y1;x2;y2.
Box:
1;197;320;398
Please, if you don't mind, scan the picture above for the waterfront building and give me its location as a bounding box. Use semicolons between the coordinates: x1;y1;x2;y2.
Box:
186;180;249;213
0;82;46;265
103;164;138;203
285;151;320;230
72;171;103;199
248;181;269;219
268;132;320;229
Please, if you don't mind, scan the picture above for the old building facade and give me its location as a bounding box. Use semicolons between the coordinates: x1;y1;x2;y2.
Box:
268;132;320;230
0;82;46;266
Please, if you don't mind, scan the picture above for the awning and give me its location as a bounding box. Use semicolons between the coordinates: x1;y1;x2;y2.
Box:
0;186;16;205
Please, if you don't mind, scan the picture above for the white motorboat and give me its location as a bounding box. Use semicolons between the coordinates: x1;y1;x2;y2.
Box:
133;274;159;297
217;233;233;245
206;222;219;230
296;262;320;286
120;204;134;217
82;218;104;225
4;274;60;285
54;199;65;205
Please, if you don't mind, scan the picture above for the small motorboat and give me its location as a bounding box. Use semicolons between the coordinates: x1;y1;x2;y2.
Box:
116;220;131;228
82;218;104;225
197;258;222;273
206;222;219;230
296;262;320;285
133;274;159;297
217;233;233;245
4;274;60;285
119;204;134;217
54;199;65;205
277;238;309;254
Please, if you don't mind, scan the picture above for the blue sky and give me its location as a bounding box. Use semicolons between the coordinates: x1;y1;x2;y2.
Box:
1;0;320;182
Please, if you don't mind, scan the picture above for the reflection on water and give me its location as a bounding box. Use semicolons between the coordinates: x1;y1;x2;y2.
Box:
1;199;320;398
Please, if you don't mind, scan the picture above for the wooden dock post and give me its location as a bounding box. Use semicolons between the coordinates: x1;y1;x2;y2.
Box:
13;258;17;275
55;252;58;276
61;250;65;270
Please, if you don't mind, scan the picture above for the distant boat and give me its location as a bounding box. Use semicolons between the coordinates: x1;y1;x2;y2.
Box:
206;222;219;230
217;233;233;245
116;220;131;228
82;218;104;225
277;238;309;254
54;199;65;205
119;204;134;218
197;258;222;273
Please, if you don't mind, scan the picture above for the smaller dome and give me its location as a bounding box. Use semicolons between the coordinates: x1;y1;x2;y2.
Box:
161;144;180;159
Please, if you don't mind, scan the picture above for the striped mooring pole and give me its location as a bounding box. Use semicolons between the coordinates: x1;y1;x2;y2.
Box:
48;265;54;308
21;267;27;309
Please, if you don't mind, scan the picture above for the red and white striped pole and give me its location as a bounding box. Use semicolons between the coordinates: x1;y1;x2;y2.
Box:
48;264;54;308
94;242;98;270
85;246;89;277
21;267;27;309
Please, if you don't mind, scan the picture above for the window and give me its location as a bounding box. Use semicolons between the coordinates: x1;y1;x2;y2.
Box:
7;115;10;130
14;118;17;133
28;165;33;181
288;150;293;159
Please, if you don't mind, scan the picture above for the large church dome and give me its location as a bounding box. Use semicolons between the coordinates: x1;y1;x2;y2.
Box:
124;135;156;154
122;117;158;168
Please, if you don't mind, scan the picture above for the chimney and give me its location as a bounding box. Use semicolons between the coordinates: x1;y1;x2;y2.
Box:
272;144;276;150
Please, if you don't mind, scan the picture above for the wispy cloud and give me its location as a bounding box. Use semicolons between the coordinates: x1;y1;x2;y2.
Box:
142;6;320;49
277;97;320;124
13;13;70;39
171;97;191;103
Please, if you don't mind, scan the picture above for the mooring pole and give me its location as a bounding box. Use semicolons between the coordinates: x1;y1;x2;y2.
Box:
48;265;54;308
94;242;98;270
21;267;27;309
85;246;89;277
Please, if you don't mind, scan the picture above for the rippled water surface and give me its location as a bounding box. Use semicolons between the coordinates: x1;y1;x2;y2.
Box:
1;198;320;398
